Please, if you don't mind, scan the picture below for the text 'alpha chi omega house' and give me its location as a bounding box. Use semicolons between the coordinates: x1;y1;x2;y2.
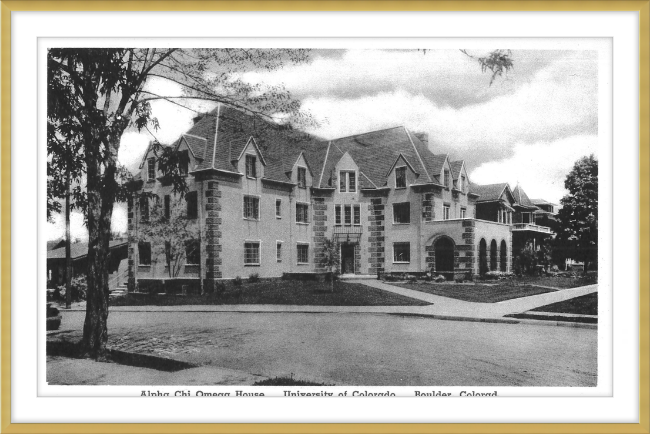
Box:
126;104;556;292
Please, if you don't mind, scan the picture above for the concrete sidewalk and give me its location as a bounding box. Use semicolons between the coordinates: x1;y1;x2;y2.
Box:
61;280;597;327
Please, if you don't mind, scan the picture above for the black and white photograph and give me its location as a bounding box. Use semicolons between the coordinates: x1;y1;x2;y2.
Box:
43;45;602;393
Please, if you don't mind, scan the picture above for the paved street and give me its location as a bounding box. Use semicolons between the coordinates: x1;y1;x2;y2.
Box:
53;310;597;386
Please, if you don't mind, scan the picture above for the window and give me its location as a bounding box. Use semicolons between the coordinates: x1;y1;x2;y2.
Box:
523;212;530;224
395;166;407;188
444;169;450;188
243;196;260;220
185;239;200;265
393;242;410;263
422;193;434;221
460;175;466;192
138;242;151;265
179;150;189;176
335;205;342;226
460;207;466;219
244;242;260;265
164;195;171;220
353;205;361;225
393;202;410;224
139;196;149;222
297;244;309;264
275;199;282;218
276;242;282;262
245;154;257;178
339;171;356;192
344;205;352;226
147;158;155;180
296;203;309;223
443;204;450;220
186;191;198;219
297;167;307;188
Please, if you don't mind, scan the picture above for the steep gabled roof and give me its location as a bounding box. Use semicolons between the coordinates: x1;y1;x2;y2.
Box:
450;160;465;179
180;134;207;160
512;184;537;208
471;183;511;202
531;198;558;207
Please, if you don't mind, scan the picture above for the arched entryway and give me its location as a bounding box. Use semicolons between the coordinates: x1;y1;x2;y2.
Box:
490;240;498;271
479;238;488;276
500;240;507;272
434;237;455;280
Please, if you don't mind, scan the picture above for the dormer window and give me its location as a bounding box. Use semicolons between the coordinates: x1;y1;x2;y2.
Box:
245;154;257;178
147;158;155;181
297;167;307;188
179;150;189;176
395;166;407;189
339;171;356;193
444;169;450;189
460;175;466;192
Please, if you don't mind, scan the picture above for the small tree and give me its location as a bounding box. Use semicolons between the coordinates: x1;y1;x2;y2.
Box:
319;238;340;293
138;195;200;287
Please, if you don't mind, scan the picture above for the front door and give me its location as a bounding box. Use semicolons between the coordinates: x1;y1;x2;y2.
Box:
341;244;355;274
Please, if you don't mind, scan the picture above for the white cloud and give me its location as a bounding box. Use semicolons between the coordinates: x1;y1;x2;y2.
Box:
469;134;598;204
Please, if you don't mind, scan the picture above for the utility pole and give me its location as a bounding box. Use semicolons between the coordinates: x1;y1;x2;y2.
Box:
65;154;72;310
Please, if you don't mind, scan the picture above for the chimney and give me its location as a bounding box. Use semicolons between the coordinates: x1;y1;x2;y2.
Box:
414;132;429;147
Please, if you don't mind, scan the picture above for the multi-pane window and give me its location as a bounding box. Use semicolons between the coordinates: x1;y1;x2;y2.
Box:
186;191;198;219
164;195;171;220
335;205;342;226
353;205;361;225
422;193;434;221
138;242;151;265
460;175;466;192
245;154;257;178
276;199;282;218
244;242;260;265
339;171;356;193
443;204;450;220
344;205;352;226
185;239;200;265
297;244;309;264
395;166;407;188
460;207;467;219
243;195;260;220
444;169;450;188
139;196;149;222
179;150;189;176
393;242;410;263
296;203;309;223
276;242;282;262
297;167;307;188
393;202;410;224
147;158;155;180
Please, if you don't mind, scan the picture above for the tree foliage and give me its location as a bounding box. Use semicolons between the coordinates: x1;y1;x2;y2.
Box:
47;48;314;358
319;238;340;293
554;155;598;271
460;49;514;85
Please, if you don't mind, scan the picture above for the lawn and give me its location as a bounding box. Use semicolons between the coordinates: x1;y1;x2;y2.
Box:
512;276;597;289
111;280;429;307
391;282;558;303
530;292;598;315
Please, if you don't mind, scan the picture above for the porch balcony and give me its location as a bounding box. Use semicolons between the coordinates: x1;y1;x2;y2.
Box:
511;223;553;234
333;225;363;243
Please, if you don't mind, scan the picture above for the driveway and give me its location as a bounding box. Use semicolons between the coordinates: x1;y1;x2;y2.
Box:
52;311;597;386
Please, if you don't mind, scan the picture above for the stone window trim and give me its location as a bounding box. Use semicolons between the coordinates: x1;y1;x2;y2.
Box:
353;204;361;226
335;204;342;226
147;157;155;181
275;198;282;218
395;166;407;189
184;239;200;265
460;206;467;219
339;170;357;193
243;195;261;221
297;243;310;264
444;169;451;189
393;202;411;225
276;240;283;263
185;191;198;220
296;202;309;224
245;154;257;178
344;204;352;226
244;240;261;266
297;166;307;189
393;242;411;263
443;203;451;220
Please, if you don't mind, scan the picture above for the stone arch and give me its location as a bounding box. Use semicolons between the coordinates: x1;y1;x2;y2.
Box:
490;239;498;271
479;238;488;276
500;239;507;272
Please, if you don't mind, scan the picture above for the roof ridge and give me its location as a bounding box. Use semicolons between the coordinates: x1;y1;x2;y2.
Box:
210;104;222;170
318;142;332;187
404;127;431;182
183;133;207;140
329;125;404;142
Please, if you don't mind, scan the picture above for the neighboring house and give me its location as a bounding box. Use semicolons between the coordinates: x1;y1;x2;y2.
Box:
46;240;129;289
126;104;520;291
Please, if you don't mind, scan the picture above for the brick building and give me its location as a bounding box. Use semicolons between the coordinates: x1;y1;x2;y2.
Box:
126;104;556;291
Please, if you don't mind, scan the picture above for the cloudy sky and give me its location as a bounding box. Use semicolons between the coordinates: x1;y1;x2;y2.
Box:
47;48;599;241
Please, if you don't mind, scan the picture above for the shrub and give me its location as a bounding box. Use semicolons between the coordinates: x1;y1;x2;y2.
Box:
248;273;260;283
325;271;339;282
55;276;87;301
405;274;417;283
484;271;515;280
433;274;446;283
215;281;226;295
233;276;243;287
